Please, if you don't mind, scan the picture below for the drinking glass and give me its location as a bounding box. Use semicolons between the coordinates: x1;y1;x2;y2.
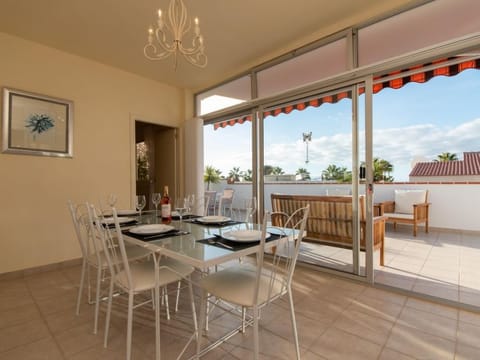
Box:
151;193;161;217
175;197;188;222
107;194;117;207
244;197;256;228
135;195;146;218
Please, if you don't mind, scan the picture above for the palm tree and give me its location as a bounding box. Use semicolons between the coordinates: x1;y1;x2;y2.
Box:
296;168;311;181
271;166;284;175
373;158;394;182
435;152;458;162
228;167;242;182
322;164;347;181
204;165;221;190
264;165;284;175
241;169;253;181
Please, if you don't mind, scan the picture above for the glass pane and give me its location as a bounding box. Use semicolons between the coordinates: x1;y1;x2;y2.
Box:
196;75;251;116
257;38;348;98
203;118;253;220
263;88;366;275
359;0;480;67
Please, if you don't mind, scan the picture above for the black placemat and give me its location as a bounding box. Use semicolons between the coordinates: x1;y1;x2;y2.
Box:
188;219;243;227
102;220;138;229
122;229;188;241
170;214;202;221
196;233;281;251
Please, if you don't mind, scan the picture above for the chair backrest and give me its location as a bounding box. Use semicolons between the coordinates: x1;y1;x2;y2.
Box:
204;191;217;215
68;200;103;264
394;189;428;214
87;205;133;289
222;188;234;200
253;205;310;306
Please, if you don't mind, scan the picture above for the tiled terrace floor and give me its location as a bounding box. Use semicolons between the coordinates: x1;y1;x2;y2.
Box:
1;257;480;359
298;225;480;308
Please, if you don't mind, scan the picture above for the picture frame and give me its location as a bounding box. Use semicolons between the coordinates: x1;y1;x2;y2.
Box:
2;87;73;157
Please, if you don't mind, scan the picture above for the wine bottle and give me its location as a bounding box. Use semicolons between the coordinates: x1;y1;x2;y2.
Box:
160;185;172;222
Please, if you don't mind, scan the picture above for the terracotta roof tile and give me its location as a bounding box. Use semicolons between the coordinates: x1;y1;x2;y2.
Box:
409;152;480;177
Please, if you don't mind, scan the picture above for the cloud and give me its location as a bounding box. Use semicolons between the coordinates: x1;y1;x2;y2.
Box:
205;118;480;181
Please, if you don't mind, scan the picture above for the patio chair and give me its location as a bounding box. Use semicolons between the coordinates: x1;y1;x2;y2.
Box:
217;188;235;217
196;205;310;359
204;190;217;215
379;189;430;236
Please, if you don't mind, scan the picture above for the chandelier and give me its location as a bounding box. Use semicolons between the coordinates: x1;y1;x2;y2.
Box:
144;0;207;69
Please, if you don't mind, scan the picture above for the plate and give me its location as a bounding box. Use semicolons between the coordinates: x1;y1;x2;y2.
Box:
221;230;271;243
129;224;175;235
101;217;136;225
197;216;231;224
116;209;138;216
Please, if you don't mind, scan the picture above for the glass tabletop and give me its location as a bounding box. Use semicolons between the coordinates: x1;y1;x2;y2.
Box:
122;212;268;269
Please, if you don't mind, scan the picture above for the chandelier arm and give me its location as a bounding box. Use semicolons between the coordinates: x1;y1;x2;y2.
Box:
154;28;177;53
144;44;174;61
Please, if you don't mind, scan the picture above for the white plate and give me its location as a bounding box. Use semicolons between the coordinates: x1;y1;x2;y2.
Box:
129;224;175;235
101;217;136;225
117;209;138;216
221;230;271;243
197;216;231;224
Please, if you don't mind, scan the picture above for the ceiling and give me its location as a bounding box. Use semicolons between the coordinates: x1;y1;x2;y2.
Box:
0;0;422;91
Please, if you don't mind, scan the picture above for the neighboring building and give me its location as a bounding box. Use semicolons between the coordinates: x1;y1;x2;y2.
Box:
409;152;480;182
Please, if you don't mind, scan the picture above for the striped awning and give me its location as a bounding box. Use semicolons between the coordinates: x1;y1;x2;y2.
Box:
213;57;480;130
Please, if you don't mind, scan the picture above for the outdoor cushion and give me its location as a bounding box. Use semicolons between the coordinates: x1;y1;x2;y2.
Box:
383;212;414;220
394;190;427;214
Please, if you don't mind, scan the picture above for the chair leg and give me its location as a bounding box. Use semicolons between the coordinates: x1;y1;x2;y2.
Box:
196;289;207;357
241;307;246;333
175;280;181;312
126;292;134;360
163;286;170;320
287;287;301;360
93;265;102;334
103;278;115;347
187;277;198;340
413;223;417;237
76;259;87;315
154;284;161;360
253;305;259;360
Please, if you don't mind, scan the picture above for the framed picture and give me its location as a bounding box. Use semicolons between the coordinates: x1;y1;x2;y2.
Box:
2;88;73;157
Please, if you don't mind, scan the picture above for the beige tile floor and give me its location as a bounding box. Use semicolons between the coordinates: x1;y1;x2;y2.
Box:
1;257;480;359
298;224;480;308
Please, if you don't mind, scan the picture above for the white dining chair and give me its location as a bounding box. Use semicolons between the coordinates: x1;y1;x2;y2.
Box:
68;200;150;334
196;205;310;359
88;205;198;360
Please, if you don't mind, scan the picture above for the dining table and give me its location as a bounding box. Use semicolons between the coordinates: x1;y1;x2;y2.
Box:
111;210;290;359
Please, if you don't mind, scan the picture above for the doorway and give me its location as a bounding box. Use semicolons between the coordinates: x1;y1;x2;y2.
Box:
135;121;177;210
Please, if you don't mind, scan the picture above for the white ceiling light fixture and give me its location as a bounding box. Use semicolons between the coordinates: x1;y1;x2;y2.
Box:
144;0;207;70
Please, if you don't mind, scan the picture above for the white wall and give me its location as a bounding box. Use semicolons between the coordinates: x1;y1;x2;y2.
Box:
0;32;184;274
210;181;480;232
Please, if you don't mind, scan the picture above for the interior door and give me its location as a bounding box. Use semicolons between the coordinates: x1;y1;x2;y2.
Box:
135;121;177;209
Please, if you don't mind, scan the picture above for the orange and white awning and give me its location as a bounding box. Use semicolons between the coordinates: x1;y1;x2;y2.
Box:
213;57;480;130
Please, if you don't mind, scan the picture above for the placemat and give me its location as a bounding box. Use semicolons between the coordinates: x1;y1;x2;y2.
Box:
196;233;281;251
187;219;243;227
122;229;188;241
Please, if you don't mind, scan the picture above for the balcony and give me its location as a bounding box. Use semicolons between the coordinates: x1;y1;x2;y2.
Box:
208;180;480;308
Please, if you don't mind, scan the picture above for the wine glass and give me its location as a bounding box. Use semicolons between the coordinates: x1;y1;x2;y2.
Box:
244;197;256;229
175;197;188;222
107;194;117;207
135;195;146;218
151;193;161;217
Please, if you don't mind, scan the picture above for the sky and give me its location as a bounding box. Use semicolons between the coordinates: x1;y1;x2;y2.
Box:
204;69;480;181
